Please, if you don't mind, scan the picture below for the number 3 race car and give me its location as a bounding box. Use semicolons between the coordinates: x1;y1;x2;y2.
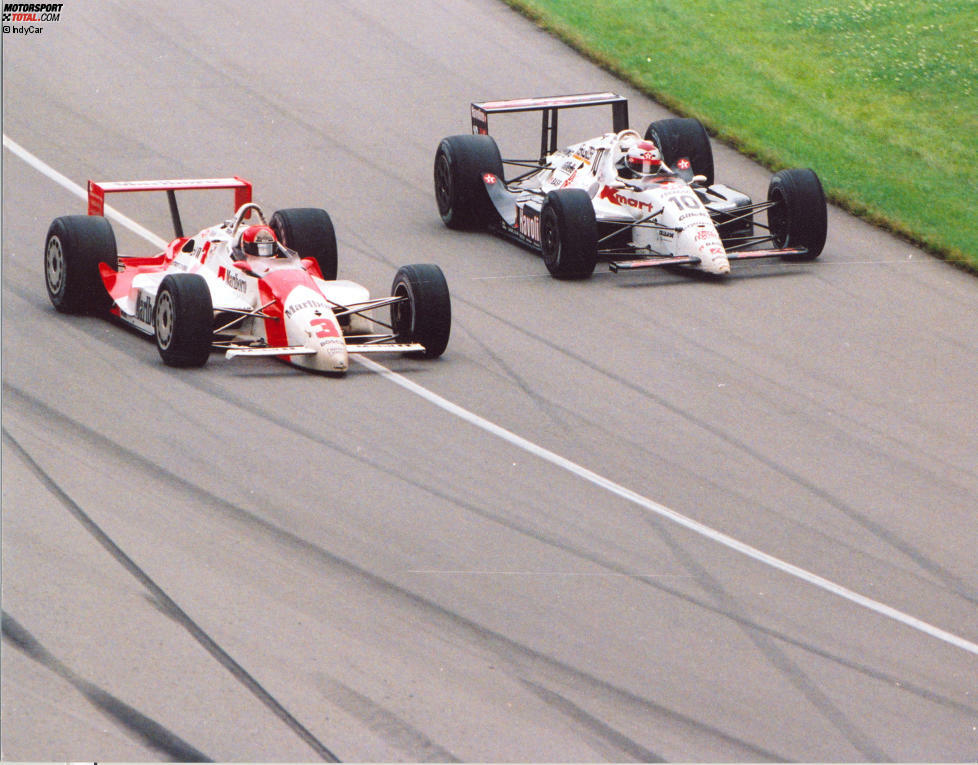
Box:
434;92;827;279
44;178;451;373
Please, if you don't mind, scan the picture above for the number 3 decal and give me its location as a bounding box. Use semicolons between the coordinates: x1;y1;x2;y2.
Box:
310;317;339;338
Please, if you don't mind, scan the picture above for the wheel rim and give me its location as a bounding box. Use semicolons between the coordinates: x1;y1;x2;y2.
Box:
391;282;414;338
155;291;175;349
769;189;789;247
541;209;560;267
434;154;453;216
45;236;65;296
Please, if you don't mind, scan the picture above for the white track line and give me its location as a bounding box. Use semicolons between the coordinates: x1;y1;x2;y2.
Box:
3;135;169;250
8;133;977;657
355;354;978;656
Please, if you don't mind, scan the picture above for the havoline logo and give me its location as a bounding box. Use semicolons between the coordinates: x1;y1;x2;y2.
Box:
516;206;540;243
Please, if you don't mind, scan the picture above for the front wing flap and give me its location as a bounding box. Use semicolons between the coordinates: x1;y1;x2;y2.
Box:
609;247;809;272
224;342;426;359
349;343;426;355
225;345;317;359
609;255;700;272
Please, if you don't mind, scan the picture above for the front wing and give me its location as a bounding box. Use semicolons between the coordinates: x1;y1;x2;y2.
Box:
609;247;810;272
224;341;425;359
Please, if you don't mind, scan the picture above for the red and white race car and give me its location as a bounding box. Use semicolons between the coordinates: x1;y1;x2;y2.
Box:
44;178;450;372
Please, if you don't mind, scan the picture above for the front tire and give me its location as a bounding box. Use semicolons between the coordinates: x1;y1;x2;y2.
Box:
540;189;597;279
154;274;213;368
434;134;504;230
767;168;827;259
270;208;338;280
44;215;117;314
391;264;451;358
645;117;715;186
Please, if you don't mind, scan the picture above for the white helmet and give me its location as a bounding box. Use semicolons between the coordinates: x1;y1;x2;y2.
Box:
625;140;663;175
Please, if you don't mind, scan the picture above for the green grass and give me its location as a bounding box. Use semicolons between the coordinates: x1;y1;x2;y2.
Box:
503;0;978;271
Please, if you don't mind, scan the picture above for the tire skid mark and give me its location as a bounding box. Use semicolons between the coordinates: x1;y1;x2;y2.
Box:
313;674;461;763
464;286;978;491
519;679;665;762
3;383;781;760
636;572;978;718
164;382;978;724
1;611;211;762
644;518;891;761
453;293;978;604
1;426;341;763
461;325;576;431
10;319;978;750
7;379;975;734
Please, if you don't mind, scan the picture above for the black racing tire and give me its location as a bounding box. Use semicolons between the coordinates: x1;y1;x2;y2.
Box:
540;189;598;279
270;207;338;280
767;168;827;259
434;134;504;230
391;263;451;359
645;117;715;186
44;215;118;314
154;274;213;368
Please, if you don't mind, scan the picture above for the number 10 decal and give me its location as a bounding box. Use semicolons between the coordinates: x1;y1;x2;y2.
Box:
669;194;700;211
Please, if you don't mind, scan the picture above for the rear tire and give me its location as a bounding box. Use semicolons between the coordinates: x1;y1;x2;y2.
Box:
154;274;213;368
767;168;827;259
44;215;117;314
434;134;504;230
270;208;338;279
645;118;715;186
391;264;451;358
540;189;597;279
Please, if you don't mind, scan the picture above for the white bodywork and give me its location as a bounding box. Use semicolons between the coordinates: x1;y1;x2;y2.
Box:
520;130;730;274
458;93;818;277
106;205;417;373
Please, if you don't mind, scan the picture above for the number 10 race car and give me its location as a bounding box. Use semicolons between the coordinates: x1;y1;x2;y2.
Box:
434;92;827;279
44;178;451;373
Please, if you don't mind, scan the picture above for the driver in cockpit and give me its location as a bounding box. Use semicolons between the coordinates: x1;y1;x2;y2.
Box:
232;224;286;260
617;139;667;181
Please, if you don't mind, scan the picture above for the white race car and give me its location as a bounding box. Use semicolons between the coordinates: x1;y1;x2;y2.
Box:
435;92;827;278
45;178;451;372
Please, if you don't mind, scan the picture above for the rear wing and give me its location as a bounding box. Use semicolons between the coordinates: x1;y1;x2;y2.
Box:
87;177;253;239
471;92;629;160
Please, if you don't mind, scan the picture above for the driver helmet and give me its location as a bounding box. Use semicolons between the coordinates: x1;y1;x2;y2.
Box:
625;140;663;175
237;224;279;257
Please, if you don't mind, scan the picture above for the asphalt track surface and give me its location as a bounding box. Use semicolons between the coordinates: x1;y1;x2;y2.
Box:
2;1;977;761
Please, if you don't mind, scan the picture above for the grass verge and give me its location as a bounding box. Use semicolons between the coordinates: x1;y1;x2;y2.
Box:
503;0;978;272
